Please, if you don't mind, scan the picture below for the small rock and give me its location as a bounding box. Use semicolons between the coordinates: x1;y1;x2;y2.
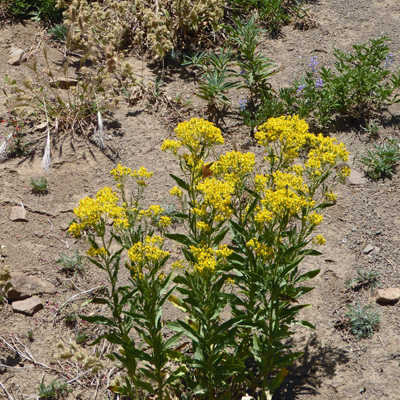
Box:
376;288;400;305
371;247;380;255
60;221;71;231
8;272;57;300
363;244;374;254
50;78;78;89
8;47;27;66
10;206;28;222
347;169;367;185
12;296;43;316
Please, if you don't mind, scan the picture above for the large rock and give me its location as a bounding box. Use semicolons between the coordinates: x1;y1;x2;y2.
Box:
12;296;43;316
375;288;400;305
7;272;57;300
8;47;27;66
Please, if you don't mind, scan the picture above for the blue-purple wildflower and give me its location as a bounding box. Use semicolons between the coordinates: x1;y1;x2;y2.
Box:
238;99;247;111
385;53;394;68
315;78;323;88
297;84;306;93
309;56;318;72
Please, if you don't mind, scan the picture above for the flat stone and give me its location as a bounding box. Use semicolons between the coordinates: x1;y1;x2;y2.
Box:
10;206;28;222
348;169;367;185
50;78;78;89
8;47;27;66
363;244;374;254
7;272;57;300
375;288;400;305
12;296;43;316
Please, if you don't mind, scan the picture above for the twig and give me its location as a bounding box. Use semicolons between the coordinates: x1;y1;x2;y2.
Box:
52;286;104;321
0;381;14;400
377;333;386;350
46;219;53;235
67;367;94;384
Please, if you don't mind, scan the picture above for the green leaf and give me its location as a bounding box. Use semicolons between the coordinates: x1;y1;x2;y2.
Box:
297;320;316;330
165;233;195;247
296;269;320;283
168;294;187;312
170;174;190;191
269;367;289;393
212;226;229;247
80;315;114;326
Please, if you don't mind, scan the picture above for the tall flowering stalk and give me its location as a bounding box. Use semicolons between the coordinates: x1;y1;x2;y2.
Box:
69;165;183;400
163;118;245;398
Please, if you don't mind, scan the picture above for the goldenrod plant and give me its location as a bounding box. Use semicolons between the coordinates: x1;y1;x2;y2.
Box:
70;116;350;399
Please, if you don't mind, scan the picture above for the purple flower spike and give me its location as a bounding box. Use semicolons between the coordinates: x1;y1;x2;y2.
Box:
309;56;318;72
315;78;323;88
238;99;247;111
297;84;306;93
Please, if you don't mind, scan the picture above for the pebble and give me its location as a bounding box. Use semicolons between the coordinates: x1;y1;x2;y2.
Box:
10;206;28;222
7;272;57;300
363;244;374;254
8;47;27;66
12;296;43;316
375;288;400;305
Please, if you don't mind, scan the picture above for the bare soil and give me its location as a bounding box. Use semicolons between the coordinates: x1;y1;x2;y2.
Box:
1;1;400;399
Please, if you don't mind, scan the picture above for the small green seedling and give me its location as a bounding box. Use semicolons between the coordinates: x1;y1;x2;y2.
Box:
346;302;379;338
30;177;48;194
56;250;85;276
346;268;380;291
38;379;71;399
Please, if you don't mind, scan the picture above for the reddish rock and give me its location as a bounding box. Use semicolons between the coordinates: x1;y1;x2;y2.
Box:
12;296;43;316
8;272;57;300
375;288;400;305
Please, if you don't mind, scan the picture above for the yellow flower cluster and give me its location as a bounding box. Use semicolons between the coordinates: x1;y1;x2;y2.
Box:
87;246;108;258
312;235;326;245
308;212;323;226
170;186;183;198
211;151;255;185
127;236;169;265
246;238;274;260
110;164;132;182
196;178;235;220
196;221;211;232
139;205;164;219
255;115;311;164
174;118;224;150
131;166;154;186
69;187;128;237
305;134;349;176
261;172;313;218
161;139;181;155
190;246;217;274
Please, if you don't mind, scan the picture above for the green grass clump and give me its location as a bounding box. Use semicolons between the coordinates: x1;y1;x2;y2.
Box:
346;302;380;338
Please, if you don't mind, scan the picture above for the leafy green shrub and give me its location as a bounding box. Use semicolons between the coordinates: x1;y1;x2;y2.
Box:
69;116;350;399
360;137;400;180
3;0;64;24
48;24;68;43
280;37;400;126
346;302;380;338
227;0;306;31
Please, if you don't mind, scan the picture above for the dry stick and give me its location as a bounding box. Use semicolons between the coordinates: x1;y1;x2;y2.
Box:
42;101;51;171
0;381;14;400
52;285;104;321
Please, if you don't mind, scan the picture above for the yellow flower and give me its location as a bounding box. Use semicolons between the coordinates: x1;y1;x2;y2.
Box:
174;118;224;150
196;221;210;231
339;166;351;178
161;139;181;154
216;245;233;259
131;166;153;186
110;164;132;182
127;236;169;266
325;191;337;202
172;261;186;270
159;216;172;227
308;212;323;226
246;238;274;260
312;235;326;245
190;246;218;274
197;178;234;219
170;187;183;198
87;247;107;257
211;151;255;185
